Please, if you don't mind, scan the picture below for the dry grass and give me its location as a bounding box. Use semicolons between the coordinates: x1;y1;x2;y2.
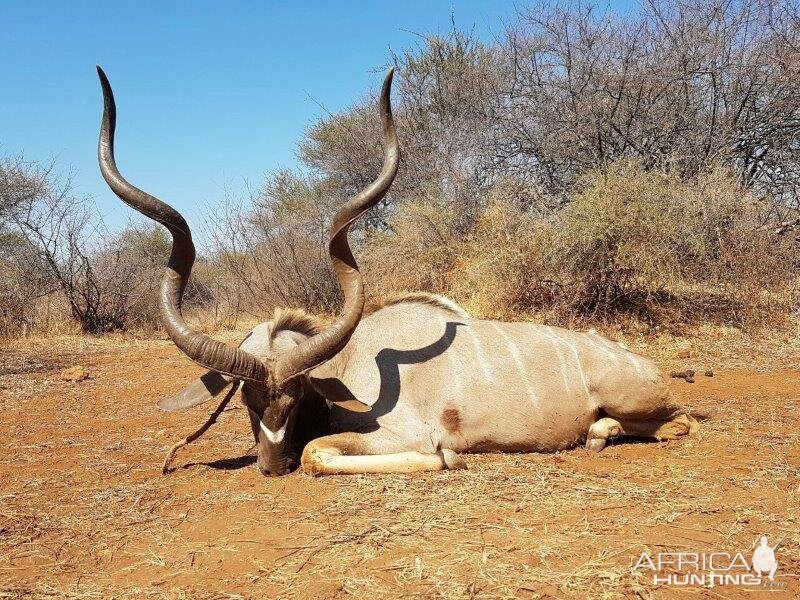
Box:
1;322;799;598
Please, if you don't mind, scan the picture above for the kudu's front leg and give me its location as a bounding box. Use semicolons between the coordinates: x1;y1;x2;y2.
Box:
301;432;467;476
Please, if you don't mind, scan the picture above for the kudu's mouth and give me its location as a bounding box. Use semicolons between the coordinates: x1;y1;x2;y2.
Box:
258;453;297;477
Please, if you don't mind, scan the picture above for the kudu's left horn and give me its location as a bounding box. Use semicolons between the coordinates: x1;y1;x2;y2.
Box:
96;66;270;386
272;68;400;387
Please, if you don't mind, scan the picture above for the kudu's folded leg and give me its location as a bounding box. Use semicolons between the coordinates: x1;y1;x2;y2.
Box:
616;413;699;440
301;432;467;476
585;413;698;452
585;417;624;452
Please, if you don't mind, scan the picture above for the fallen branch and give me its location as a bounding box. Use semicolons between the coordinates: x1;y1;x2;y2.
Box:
161;382;240;475
775;217;800;236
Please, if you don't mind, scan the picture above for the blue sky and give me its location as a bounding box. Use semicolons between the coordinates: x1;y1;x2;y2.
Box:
1;1;633;237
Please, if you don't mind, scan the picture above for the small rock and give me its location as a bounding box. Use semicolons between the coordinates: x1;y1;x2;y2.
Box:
704;370;714;377
59;365;89;382
669;369;695;383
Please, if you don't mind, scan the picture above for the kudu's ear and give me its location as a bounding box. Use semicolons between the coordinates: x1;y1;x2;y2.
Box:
307;368;376;414
158;370;234;411
330;399;373;413
159;328;260;411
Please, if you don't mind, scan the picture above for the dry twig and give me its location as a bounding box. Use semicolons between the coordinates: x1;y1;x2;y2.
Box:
161;383;239;474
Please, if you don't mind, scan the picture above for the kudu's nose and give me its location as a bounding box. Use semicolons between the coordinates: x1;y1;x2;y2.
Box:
257;460;290;477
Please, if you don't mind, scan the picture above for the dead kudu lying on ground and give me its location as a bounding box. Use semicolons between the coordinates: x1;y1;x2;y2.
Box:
96;66;698;476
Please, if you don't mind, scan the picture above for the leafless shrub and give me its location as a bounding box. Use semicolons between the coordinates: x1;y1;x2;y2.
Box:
87;224;174;330
207;171;342;321
0;229;57;336
0;157;175;336
499;0;800;211
0;159;73;336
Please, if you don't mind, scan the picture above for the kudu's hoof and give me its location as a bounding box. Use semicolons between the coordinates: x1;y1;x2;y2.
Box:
440;449;467;470
585;438;607;452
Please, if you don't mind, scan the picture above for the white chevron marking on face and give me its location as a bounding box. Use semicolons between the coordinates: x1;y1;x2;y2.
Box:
259;420;287;444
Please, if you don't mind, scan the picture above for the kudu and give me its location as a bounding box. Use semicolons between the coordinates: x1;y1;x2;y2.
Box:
97;67;698;476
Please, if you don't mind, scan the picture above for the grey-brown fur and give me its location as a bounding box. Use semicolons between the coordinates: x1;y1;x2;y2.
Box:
221;294;697;475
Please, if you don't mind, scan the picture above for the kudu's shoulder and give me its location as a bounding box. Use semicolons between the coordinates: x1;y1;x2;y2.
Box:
308;294;470;407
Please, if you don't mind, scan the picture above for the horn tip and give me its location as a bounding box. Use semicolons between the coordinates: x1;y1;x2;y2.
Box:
381;68;395;101
96;66;111;90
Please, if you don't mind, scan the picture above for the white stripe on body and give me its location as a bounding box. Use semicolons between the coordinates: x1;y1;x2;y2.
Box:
465;327;494;382
587;331;644;376
538;326;571;397
543;328;590;399
584;334;621;365
489;322;539;406
445;317;463;398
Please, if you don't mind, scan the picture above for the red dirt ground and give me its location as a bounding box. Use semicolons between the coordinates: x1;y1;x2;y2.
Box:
0;334;798;599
